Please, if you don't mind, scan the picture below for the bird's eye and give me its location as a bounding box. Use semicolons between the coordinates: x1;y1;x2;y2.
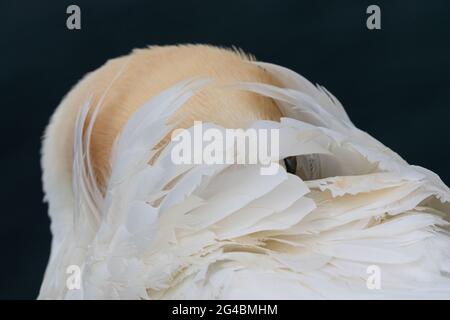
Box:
283;156;297;175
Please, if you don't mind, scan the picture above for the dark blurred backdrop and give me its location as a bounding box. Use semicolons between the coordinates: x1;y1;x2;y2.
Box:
0;0;449;299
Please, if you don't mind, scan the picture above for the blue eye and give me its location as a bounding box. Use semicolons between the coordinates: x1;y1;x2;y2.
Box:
284;156;297;175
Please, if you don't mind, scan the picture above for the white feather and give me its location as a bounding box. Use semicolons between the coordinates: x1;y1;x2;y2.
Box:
40;62;450;300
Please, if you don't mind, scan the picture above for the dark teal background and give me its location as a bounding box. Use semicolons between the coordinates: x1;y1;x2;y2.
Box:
1;0;449;299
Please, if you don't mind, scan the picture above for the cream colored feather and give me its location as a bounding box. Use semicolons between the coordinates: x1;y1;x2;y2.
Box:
40;45;450;299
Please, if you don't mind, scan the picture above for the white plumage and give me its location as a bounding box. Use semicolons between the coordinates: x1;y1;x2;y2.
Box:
39;57;450;299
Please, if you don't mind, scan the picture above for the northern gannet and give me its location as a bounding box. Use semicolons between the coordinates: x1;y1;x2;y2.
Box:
39;45;450;299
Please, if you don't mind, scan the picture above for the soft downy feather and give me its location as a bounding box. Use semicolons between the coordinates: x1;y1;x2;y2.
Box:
39;62;450;300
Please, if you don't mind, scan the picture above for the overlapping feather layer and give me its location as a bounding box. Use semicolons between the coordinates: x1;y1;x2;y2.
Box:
39;64;450;299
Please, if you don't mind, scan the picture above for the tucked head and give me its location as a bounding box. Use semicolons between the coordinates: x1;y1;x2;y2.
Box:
44;45;282;191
